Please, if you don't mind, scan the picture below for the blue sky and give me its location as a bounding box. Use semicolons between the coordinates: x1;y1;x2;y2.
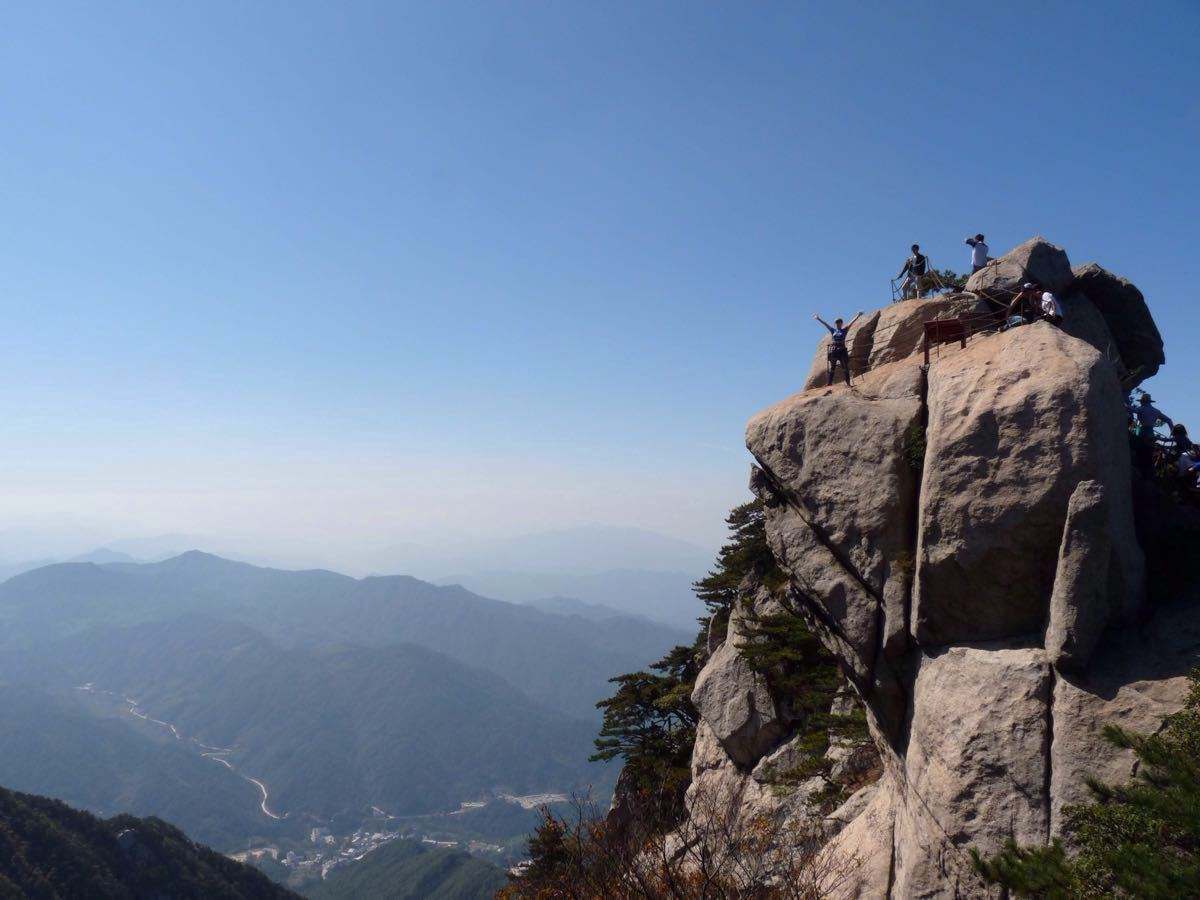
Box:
1;2;1197;566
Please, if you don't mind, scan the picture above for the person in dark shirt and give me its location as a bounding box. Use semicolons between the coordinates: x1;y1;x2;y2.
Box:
1170;423;1194;456
813;311;864;386
897;244;929;299
1129;393;1173;433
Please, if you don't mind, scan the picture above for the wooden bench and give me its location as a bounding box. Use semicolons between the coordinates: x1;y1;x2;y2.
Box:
922;318;967;366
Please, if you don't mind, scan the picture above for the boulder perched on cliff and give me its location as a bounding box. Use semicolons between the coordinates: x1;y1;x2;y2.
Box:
1069;262;1164;385
914;322;1143;647
892;646;1051;897
965;236;1073;299
1058;291;1127;380
690;628;784;767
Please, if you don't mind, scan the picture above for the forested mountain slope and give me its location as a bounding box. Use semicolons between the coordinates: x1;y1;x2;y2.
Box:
304;839;505;900
5;617;603;820
0;684;275;851
0;784;295;898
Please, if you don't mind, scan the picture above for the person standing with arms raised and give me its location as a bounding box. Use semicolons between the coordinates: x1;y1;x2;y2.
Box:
813;311;864;386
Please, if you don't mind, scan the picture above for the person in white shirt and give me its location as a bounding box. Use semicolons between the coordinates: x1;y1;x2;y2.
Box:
1176;449;1200;492
1040;290;1064;326
965;234;989;273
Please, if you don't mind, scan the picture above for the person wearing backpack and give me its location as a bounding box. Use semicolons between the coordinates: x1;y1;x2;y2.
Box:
897;245;929;299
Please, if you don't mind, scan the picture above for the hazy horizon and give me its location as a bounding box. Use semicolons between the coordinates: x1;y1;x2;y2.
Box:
0;520;718;581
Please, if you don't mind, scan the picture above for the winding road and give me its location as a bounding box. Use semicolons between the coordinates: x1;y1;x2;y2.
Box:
77;683;285;820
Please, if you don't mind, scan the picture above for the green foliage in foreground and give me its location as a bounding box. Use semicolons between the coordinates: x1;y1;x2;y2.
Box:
973;669;1200;898
590;643;700;820
588;498;863;824
737;608;863;794
693;500;788;635
0;784;295;899
304;839;505;900
589;500;784;819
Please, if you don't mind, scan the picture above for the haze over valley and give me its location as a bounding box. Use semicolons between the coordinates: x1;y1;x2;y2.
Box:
0;546;693;886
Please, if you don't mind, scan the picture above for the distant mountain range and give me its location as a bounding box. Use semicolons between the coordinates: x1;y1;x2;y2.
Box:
378;524;713;577
446;568;702;629
0;551;690;716
0;550;692;855
0;524;715;628
0;549;138;583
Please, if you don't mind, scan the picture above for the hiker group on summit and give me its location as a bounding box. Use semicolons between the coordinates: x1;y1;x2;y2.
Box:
893;234;988;301
809;233;1195;504
1128;392;1199;498
813;231;1064;388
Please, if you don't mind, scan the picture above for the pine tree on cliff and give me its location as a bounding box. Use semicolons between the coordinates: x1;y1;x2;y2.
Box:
590;644;699;818
511;498;866;896
693;499;786;641
973;669;1200;898
588;499;849;817
586;502;779;819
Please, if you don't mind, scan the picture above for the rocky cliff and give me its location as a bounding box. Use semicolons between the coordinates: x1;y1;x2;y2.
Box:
686;238;1198;898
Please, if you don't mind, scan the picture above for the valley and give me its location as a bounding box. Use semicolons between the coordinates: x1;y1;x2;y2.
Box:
0;551;685;889
73;679;568;876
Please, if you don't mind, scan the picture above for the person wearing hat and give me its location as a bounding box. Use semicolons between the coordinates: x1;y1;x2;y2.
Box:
1129;393;1173;433
965;233;989;273
1128;393;1173;476
897;244;928;300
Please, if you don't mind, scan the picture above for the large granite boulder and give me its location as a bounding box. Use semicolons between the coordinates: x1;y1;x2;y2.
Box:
1049;595;1200;835
1059;291;1127;381
892;646;1052;898
1069;262;1164;385
746;361;923;737
674;248;1190;896
819;783;896;899
685;719;766;811
913;323;1143;646
965;236;1074;300
690;631;784;767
